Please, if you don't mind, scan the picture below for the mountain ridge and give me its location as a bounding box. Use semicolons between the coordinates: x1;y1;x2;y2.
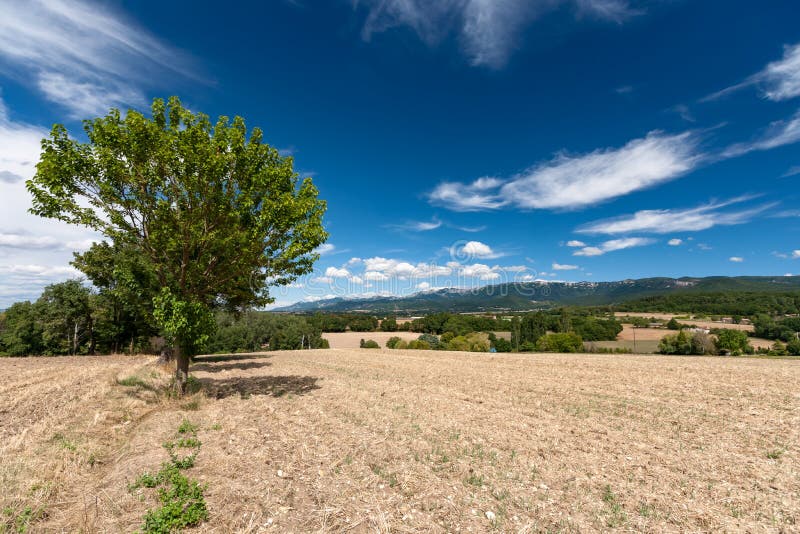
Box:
273;275;800;313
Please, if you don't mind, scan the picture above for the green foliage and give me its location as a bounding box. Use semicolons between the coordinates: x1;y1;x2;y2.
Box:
666;318;680;330
446;332;490;352
535;332;584;353
72;241;159;353
206;311;325;352
379;317;398;331
753;315;800;342
619;291;800;316
385;336;402;349
492;337;512;352
659;330;716;355
408;313;510;335
715;329;752;355
1;504;43;533
407;339;431;350
417;333;441;349
130;421;208;533
28;96;327;366
153;289;215;358
0;301;43;356
359;339;380;349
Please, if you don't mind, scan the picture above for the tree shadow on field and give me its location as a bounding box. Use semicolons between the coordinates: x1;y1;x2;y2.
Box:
201;375;321;399
190;360;273;373
194;353;273;363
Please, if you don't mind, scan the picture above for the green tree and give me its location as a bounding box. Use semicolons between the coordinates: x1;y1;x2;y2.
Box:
28;97;327;390
380;317;398;332
715;329;751;356
36;280;94;355
535;332;583;353
72;241;159;353
0;302;44;356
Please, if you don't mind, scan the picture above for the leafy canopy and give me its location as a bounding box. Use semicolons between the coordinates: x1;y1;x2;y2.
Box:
27;97;327;354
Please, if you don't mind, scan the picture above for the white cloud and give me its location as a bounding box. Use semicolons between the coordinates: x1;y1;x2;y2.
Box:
428;177;506;211
364;271;390;281
0;0;198;117
315;243;336;256
0;97;100;307
325;266;350;278
573;237;655;256
356;0;639;68
722;109;800;158
577;196;771;235
416;281;431;290
552;262;579;270
793;250;800;259
430;131;700;211
345;257;363;266
350;275;364;285
704;43;800;103
729;256;744;263
667;238;682;246
460;240;499;258
781;166;800;178
566;240;586;247
386;217;442;231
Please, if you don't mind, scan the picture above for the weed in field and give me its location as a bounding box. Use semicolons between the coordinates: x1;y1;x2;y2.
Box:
602;485;627;527
177;419;199;435
51;433;76;452
130;420;208;533
638;501;655;518
465;471;485;488
766;449;785;460
117;376;149;388
1;505;43;533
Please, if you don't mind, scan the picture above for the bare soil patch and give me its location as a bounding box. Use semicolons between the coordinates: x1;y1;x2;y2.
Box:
2;350;798;532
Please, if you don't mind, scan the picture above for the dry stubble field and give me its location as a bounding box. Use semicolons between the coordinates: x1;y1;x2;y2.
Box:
1;350;799;532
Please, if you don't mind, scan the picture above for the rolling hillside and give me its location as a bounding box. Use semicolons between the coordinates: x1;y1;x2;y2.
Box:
275;275;800;313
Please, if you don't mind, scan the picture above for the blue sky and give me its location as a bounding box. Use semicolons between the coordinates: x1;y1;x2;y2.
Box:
0;0;799;308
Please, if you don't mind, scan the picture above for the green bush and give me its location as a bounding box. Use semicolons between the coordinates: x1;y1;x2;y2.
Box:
493;337;512;352
407;339;431;350
359;339;380;349
386;336;402;349
535;332;584;353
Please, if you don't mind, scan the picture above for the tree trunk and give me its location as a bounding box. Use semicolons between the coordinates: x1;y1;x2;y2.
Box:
174;344;190;394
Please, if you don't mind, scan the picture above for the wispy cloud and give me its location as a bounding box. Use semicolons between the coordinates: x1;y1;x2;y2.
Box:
577;196;772;235
703;43;800;103
0;0;199;117
552;262;579;271
429;131;700;211
385;217;442;232
721;109;800;158
729;256;744;263
355;0;641;69
566;240;586;247
667;238;682;246
573;237;655;256
781;165;800;178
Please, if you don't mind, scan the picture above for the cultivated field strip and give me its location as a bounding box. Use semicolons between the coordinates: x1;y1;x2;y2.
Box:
1;351;798;532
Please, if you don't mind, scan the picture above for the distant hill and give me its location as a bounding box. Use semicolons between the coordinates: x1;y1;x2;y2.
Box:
274;276;800;313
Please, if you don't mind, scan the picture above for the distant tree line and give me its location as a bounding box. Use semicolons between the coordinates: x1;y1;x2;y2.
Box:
208;312;327;353
509;310;622;351
0;279;155;356
615;292;800;316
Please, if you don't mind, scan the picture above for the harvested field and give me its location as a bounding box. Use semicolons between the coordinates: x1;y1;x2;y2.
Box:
323;331;419;349
1;350;799;532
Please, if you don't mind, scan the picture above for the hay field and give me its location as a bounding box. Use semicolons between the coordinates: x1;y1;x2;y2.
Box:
2;350;799;532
